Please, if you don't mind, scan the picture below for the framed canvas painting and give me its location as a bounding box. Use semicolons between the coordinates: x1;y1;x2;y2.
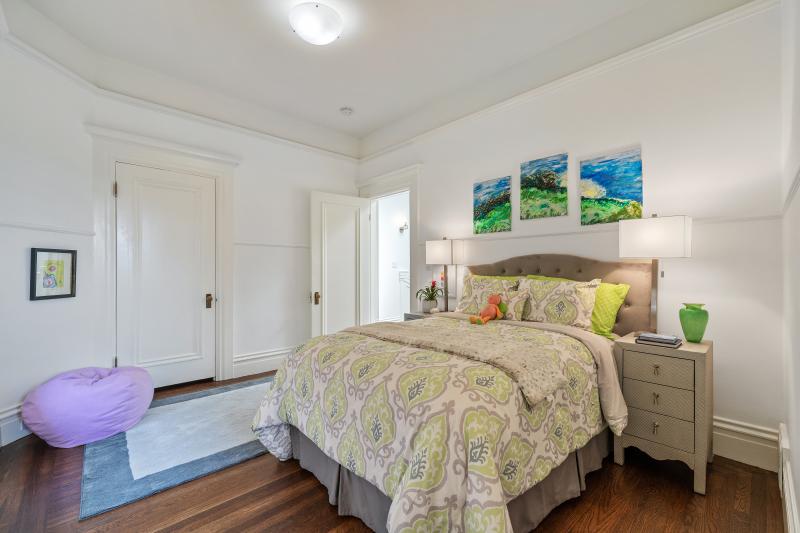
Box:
520;152;568;219
30;248;77;300
580;146;643;225
473;176;511;234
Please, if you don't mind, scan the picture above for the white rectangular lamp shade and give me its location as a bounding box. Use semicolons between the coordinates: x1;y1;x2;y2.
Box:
426;240;452;265
619;216;692;258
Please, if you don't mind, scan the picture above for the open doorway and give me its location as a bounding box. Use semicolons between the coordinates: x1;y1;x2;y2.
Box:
375;190;410;322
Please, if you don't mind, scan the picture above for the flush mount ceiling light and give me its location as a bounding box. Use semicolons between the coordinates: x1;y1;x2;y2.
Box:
289;3;343;46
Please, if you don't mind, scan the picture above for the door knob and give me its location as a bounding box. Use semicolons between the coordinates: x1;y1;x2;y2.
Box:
314;291;321;305
206;293;213;308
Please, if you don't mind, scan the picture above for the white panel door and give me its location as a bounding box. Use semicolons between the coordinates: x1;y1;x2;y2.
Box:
310;191;371;336
116;163;216;387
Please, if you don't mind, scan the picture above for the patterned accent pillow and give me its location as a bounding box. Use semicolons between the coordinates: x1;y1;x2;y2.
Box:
456;274;519;315
519;277;601;330
502;288;530;321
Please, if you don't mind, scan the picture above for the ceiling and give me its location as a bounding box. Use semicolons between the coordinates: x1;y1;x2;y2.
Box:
7;0;752;156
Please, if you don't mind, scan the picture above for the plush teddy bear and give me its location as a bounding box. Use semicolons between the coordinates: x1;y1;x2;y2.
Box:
469;293;508;325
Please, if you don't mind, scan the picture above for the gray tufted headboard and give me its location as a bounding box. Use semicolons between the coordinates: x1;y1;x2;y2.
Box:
467;254;657;337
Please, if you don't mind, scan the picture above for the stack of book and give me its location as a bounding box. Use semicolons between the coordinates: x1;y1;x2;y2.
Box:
635;332;683;348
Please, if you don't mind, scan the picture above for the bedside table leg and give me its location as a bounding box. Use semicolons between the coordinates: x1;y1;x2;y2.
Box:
613;435;624;466
693;463;707;494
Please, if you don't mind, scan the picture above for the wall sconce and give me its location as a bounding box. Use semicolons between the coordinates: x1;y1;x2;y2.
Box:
399;221;409;234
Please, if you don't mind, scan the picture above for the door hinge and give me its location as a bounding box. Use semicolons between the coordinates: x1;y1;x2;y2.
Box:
113;356;118;368
113;181;118;198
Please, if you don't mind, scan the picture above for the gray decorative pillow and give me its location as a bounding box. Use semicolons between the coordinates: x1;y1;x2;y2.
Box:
456;274;519;315
519;277;601;330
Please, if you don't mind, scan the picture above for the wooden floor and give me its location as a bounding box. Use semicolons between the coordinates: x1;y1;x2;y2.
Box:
0;375;784;533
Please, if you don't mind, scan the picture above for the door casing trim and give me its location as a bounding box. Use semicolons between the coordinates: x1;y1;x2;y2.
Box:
358;165;421;322
88;124;238;381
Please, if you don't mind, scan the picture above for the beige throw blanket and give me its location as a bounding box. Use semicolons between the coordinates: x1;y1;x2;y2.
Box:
434;313;628;433
349;313;627;434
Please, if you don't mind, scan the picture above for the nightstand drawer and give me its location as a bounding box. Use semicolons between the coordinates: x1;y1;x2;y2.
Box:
623;350;694;390
623;379;694;422
625;407;695;453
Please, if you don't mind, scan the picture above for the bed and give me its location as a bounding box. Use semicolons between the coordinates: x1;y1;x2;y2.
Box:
253;254;657;532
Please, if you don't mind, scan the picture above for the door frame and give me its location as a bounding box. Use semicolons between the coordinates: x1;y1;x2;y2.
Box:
357;165;421;323
87;125;239;382
310;191;372;336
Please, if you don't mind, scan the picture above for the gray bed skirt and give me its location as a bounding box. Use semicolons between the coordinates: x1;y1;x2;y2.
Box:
289;426;610;533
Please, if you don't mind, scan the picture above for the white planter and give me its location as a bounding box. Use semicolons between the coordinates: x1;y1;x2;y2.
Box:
421;299;438;313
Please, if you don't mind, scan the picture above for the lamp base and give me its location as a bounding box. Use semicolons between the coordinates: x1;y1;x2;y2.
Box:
443;264;449;312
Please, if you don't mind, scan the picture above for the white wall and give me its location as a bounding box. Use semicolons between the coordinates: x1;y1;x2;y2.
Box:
784;190;800;514
783;0;800;203
360;7;785;448
0;37;358;442
782;0;800;519
377;191;410;321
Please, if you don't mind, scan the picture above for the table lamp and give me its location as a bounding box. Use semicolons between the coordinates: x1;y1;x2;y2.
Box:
425;238;463;312
619;215;705;341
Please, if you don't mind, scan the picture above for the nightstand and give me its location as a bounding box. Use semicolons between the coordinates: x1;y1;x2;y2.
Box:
403;312;426;321
613;333;713;494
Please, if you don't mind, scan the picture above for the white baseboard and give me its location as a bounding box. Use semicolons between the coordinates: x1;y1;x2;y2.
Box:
713;416;779;472
232;347;292;378
0;404;30;446
781;424;799;533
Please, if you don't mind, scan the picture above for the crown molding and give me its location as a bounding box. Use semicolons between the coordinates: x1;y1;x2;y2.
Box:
0;0;780;164
0;31;359;162
360;0;780;161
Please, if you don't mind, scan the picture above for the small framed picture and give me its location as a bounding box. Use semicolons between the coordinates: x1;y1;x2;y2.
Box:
30;248;77;300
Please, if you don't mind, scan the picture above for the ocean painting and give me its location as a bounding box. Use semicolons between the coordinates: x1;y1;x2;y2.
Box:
520;153;568;219
473;176;511;234
580;147;643;225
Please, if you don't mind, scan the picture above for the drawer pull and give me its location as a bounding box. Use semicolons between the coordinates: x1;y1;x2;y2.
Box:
652;364;660;376
652;422;660;435
652;392;660;406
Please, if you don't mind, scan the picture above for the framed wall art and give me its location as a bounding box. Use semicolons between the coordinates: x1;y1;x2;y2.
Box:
520;152;568;220
473;176;512;234
30;248;77;300
580;146;643;225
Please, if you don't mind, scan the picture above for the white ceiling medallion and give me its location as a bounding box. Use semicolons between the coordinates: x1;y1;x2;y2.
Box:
289;3;343;46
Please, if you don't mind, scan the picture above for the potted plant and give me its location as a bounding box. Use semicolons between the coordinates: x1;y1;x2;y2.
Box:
416;280;443;314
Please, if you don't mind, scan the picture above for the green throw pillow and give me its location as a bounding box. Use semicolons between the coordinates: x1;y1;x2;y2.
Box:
526;275;630;339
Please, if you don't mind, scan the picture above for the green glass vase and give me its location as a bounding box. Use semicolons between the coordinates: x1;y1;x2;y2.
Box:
679;303;709;343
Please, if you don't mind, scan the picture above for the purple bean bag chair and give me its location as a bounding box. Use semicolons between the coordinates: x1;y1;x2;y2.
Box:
21;367;154;448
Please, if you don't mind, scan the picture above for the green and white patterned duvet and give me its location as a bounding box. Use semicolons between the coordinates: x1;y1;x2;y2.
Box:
253;316;626;533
